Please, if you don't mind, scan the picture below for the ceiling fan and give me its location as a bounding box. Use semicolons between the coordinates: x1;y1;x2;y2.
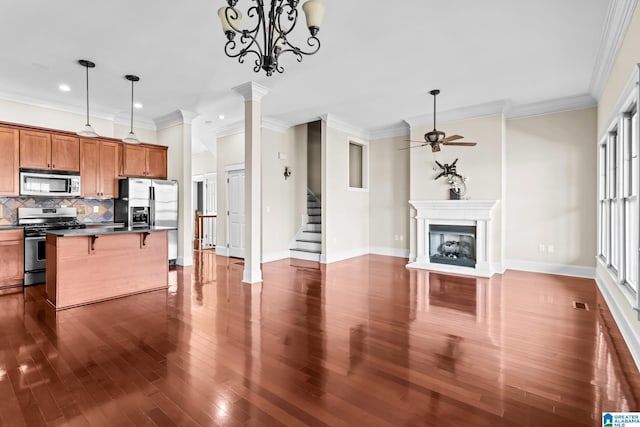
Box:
402;89;478;153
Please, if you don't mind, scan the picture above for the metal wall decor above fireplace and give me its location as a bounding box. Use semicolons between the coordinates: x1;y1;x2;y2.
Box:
429;224;476;268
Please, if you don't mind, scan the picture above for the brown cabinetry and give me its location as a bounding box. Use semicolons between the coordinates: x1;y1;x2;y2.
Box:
0;127;19;196
121;144;167;178
19;130;80;172
0;229;24;288
80;139;119;198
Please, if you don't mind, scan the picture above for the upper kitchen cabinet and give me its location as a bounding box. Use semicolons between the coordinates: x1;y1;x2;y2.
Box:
121;143;167;179
0;126;19;196
80;139;119;199
19;130;80;172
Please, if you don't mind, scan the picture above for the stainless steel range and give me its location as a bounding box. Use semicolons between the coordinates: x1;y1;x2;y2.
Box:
18;207;85;286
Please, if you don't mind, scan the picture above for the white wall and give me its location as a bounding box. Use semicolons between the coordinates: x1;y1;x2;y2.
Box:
261;127;297;262
595;3;640;370
192;151;217;176
409;114;505;263
0;98;156;143
505;108;597;270
215;132;244;250
369;135;409;257
322;124;370;262
157;120;193;266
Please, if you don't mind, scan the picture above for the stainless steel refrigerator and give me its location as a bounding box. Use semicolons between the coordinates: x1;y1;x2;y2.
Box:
115;178;178;263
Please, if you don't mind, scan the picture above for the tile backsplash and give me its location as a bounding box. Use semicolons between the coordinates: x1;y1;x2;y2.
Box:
0;197;114;225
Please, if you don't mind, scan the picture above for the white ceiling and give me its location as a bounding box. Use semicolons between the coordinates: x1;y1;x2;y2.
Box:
0;1;611;153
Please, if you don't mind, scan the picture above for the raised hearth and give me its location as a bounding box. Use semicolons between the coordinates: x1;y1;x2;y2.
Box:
408;200;499;277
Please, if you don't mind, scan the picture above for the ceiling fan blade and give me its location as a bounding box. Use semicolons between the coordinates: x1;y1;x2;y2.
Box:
398;143;430;151
442;141;477;146
443;134;464;142
404;139;428;143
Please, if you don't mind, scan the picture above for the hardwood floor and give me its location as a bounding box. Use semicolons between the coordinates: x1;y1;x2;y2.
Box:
1;251;639;426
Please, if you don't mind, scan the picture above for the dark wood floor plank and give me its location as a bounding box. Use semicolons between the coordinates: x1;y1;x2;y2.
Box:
1;252;639;426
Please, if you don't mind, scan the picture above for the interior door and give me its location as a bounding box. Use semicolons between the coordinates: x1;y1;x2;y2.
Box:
226;169;245;258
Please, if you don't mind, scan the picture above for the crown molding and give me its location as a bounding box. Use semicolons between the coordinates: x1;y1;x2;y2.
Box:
216;120;244;138
599;64;639;140
589;0;638;99
261;117;290;133
232;81;270;102
368;122;410;140
0;90;117;122
112;110;157;130
506;94;597;119
321;113;369;140
154;109;199;130
404;100;510;128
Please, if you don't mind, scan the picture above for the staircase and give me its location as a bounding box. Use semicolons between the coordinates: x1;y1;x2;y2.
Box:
290;190;322;263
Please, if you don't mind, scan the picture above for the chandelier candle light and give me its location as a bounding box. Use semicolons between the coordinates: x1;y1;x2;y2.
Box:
218;0;325;76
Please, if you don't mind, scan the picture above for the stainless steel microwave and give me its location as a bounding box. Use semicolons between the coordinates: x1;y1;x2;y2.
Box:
20;170;81;197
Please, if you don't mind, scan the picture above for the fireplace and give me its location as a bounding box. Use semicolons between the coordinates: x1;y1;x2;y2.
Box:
429;224;476;267
408;200;499;277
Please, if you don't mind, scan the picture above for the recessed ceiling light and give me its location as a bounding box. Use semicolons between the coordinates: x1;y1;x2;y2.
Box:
205;120;213;124
58;84;71;92
218;115;225;120
134;102;143;109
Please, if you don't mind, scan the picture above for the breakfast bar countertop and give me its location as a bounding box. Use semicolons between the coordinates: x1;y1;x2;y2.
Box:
46;226;176;237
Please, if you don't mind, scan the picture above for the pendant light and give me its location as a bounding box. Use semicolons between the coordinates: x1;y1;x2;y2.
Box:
77;59;99;137
122;74;140;144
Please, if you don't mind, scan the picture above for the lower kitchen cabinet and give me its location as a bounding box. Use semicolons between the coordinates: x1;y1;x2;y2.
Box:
0;229;24;287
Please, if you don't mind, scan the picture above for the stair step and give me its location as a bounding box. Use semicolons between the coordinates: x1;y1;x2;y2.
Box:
307;202;321;209
290;258;320;269
306;223;321;232
307;207;321;215
290;248;321;262
290;247;320;253
308;221;321;225
293;240;321;251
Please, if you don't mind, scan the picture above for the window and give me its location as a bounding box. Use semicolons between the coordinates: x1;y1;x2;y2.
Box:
597;72;640;305
348;139;368;190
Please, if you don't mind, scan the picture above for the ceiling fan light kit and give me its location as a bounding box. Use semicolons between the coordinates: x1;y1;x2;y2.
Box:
218;0;325;76
401;90;478;152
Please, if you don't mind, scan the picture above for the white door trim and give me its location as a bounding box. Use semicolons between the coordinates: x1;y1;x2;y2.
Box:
226;166;245;259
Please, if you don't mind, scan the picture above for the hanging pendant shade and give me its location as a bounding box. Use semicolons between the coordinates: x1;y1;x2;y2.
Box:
122;74;140;144
76;59;99;138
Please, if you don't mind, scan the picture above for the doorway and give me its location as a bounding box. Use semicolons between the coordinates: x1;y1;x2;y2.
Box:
226;166;245;258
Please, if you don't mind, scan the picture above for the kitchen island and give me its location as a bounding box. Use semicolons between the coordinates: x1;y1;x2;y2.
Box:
45;227;173;310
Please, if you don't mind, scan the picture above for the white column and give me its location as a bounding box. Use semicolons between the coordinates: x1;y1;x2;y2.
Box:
156;109;198;267
232;82;270;284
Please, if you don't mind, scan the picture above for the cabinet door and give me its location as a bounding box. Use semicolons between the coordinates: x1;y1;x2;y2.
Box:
20;130;52;169
0;127;19;196
80;139;100;197
99;141;119;198
121;144;147;177
0;230;24;286
146;146;167;178
51;134;80;172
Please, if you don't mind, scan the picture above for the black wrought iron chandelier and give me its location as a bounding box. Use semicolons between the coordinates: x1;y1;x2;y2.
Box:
218;0;325;76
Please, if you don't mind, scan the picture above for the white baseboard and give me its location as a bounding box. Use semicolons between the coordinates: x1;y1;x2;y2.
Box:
503;259;595;279
176;256;193;267
262;251;290;263
216;247;229;257
595;267;640;373
321;247;369;264
369;246;410;258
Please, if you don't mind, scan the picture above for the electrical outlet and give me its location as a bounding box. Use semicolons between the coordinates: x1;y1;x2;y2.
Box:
93;206;99;213
539;244;546;253
394;235;398;241
400;235;404;241
547;244;555;253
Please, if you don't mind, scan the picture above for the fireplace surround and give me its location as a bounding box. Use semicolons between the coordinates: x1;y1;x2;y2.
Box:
408;200;499;277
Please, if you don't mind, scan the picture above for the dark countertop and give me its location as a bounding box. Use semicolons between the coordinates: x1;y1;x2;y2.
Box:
0;225;23;230
46;226;176;237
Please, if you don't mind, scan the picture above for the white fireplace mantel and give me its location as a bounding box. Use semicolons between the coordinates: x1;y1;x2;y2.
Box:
408;200;499;277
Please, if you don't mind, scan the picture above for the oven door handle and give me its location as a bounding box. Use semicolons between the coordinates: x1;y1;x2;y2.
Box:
25;236;46;241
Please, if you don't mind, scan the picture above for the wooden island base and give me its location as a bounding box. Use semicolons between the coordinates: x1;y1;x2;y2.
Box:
46;230;168;310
